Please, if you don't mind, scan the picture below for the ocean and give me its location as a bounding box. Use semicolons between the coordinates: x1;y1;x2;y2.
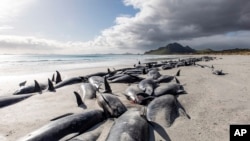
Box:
0;54;182;76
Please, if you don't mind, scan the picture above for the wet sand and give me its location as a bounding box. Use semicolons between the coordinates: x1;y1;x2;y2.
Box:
0;55;250;141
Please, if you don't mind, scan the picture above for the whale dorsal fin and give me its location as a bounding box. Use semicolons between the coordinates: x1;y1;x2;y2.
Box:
103;76;112;93
73;91;84;107
175;69;181;76
107;68;111;74
51;73;55;82
55;70;62;84
142;68;147;74
48;78;55;92
34;80;42;94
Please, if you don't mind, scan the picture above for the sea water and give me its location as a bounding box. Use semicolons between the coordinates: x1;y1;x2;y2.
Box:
0;54;182;76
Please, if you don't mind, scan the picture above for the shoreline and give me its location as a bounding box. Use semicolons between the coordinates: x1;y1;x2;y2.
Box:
0;55;250;141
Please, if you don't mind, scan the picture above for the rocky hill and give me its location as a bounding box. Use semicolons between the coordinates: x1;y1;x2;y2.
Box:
144;43;196;55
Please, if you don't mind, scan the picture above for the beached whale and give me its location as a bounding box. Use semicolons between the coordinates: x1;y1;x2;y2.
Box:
88;76;104;89
93;76;126;117
155;69;180;83
14;79;55;95
110;74;143;83
85;68;114;78
13;80;43;95
0;94;33;108
138;78;158;95
4;79;54;107
154;83;187;96
69;120;107;141
146;95;189;127
97;93;127;118
80;83;97;99
105;109;149;141
106;73;125;80
124;85;145;103
18;110;105;141
124;85;154;105
123;68;147;75
161;63;173;70
147;69;161;80
54;76;87;89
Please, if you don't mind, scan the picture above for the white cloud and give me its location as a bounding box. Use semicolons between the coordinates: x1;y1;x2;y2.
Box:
0;35;122;54
0;0;35;23
0;25;14;30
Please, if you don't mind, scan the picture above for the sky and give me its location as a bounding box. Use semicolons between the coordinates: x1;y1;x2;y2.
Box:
0;0;250;54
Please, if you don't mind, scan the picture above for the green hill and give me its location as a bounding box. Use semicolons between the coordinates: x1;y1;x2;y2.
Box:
144;43;196;55
144;43;250;55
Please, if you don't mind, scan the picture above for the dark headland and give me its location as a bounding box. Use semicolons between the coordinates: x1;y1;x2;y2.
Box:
144;42;250;55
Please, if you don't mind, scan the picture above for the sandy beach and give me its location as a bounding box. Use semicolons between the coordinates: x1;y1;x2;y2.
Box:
0;55;250;141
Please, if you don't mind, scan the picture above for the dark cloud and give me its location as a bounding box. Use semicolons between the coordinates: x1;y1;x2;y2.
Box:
90;0;250;51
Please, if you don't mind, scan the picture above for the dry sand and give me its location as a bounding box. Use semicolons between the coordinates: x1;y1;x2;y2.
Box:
0;55;250;141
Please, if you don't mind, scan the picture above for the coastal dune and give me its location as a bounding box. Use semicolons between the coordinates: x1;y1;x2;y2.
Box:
0;55;250;141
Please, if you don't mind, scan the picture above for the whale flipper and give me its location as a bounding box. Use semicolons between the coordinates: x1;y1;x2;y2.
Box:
50;113;74;121
19;80;27;87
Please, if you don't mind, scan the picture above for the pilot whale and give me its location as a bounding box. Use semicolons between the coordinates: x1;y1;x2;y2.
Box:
106;109;149;141
18;110;105;141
